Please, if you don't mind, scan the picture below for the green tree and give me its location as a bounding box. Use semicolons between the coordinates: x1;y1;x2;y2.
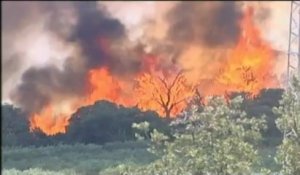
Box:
122;96;267;175
2;104;33;146
273;76;300;174
65;100;170;144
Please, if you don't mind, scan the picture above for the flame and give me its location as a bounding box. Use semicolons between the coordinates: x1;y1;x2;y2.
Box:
83;68;138;107
85;68;126;106
135;71;195;118
30;105;71;135
200;7;279;98
30;6;281;135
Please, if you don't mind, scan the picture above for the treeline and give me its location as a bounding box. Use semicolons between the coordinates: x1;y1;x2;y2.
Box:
2;88;284;147
2;101;171;147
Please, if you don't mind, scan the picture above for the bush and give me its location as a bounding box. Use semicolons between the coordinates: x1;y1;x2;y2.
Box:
1;104;33;146
122;96;268;175
244;89;283;139
2;100;171;147
273;76;300;174
64;100;171;145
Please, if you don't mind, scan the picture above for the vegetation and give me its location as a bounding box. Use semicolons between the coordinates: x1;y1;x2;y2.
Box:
2;104;33;147
1;89;283;147
64;101;171;144
136;70;194;118
3;85;299;174
273;77;300;174
2;142;156;175
121;96;268;175
2;100;171;146
2;168;78;175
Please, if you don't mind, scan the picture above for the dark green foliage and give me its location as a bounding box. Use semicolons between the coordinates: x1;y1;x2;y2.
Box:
2;100;170;146
244;89;284;139
64;100;171;144
229;89;284;142
274;77;300;174
1;88;288;174
1;104;68;146
2;104;33;146
2;88;284;147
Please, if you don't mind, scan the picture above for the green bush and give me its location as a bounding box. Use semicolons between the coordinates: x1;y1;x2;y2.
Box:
64;100;171;145
273;76;300;174
2;100;171;147
1;104;33;147
122;96;269;175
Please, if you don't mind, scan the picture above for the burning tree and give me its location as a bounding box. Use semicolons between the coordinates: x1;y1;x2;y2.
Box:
135;70;195;118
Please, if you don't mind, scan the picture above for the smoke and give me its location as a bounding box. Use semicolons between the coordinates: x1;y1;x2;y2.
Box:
8;2;145;113
141;1;244;82
2;54;22;83
70;2;142;75
10;64;87;112
3;1;290;114
71;1;126;70
165;1;243;48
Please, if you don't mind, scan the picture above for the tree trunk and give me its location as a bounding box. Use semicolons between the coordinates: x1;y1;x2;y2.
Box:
165;109;171;119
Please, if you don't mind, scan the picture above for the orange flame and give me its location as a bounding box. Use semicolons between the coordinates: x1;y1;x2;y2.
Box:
135;71;195;118
83;67;137;107
200;7;279;98
30;6;281;135
30;105;71;135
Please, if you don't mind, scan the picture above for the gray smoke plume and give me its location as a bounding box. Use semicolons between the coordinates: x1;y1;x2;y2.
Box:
70;2;142;74
165;1;243;48
10;63;88;113
71;2;125;69
9;2;144;113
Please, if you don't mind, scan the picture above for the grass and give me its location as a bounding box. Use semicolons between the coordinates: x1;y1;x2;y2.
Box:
2;141;157;175
2;140;281;175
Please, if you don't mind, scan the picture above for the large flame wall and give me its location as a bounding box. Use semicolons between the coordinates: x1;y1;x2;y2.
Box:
27;6;281;135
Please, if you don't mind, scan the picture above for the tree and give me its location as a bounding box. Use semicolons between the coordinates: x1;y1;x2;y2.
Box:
136;70;195;118
240;88;284;145
273;76;300;174
65;100;171;144
2;104;33;146
121;96;267;175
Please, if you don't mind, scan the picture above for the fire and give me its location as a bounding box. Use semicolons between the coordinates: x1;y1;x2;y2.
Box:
84;68;132;106
30;105;71;135
201;7;279;97
135;70;195;118
29;6;281;135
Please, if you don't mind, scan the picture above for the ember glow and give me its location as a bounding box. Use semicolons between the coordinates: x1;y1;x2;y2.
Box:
9;3;283;136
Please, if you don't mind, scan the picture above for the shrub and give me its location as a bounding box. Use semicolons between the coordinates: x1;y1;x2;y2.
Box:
273;76;300;174
64;100;171;145
122;96;268;175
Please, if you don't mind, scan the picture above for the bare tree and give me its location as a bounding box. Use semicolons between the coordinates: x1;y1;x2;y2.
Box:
136;70;195;118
